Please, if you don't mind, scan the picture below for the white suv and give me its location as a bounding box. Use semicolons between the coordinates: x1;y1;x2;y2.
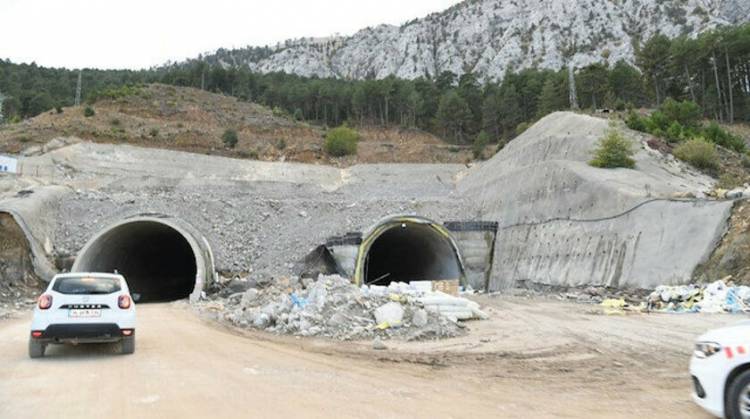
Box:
29;273;136;358
691;320;750;418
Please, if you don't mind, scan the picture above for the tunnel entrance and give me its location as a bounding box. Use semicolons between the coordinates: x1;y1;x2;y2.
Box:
73;220;201;302
360;217;463;286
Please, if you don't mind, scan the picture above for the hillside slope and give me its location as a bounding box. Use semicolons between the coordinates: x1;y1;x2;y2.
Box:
201;0;748;81
0;84;471;165
458;112;731;289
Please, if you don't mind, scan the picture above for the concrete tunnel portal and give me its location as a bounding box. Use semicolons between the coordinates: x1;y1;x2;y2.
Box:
72;217;214;302
355;216;465;286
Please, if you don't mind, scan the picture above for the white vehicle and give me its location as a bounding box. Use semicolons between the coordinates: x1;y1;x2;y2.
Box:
29;273;136;358
691;320;750;418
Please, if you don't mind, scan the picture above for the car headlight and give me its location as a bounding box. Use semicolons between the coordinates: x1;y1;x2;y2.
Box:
694;342;722;359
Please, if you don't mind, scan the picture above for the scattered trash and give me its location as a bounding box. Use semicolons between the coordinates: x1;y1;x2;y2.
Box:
418;293;488;321
290;293;307;309
725;188;746;200
600;298;646;315
645;279;750;314
432;279;460;296
374;302;405;329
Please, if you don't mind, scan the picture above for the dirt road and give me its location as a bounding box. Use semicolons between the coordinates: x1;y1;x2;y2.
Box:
0;298;735;418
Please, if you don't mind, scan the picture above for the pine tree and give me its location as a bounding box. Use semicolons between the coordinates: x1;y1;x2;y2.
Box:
436;90;472;143
537;72;568;118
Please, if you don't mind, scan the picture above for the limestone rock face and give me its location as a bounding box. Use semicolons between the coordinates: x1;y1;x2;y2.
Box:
199;0;748;81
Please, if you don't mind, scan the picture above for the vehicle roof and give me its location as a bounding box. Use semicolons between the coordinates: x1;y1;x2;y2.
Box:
52;272;125;280
697;320;750;343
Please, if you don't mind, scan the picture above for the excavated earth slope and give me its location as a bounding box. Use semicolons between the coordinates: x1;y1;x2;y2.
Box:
0;112;737;294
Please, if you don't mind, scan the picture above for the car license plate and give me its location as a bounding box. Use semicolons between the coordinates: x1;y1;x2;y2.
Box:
69;309;101;318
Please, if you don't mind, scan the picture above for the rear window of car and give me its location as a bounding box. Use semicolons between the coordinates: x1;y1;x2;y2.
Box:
52;277;122;295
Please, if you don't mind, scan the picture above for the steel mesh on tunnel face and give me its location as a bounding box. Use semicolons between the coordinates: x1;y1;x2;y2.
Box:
75;221;197;302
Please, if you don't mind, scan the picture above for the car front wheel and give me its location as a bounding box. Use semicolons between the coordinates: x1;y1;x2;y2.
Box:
728;370;750;419
28;339;45;359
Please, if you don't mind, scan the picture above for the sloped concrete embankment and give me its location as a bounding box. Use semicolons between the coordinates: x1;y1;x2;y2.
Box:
0;186;69;283
459;112;732;291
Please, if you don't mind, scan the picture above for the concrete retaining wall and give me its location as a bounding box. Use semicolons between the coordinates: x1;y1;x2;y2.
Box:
489;199;732;290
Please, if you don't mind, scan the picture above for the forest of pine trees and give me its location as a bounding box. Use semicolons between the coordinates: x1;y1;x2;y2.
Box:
1;24;749;146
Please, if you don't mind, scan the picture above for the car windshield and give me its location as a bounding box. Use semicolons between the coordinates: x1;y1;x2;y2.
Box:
52;276;122;295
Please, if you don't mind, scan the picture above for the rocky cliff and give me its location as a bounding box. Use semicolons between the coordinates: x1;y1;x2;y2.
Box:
199;0;749;81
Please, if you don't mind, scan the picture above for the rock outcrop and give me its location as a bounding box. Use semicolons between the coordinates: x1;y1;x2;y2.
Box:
199;0;748;81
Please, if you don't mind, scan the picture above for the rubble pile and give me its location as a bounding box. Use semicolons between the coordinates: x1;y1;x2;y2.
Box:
205;274;487;341
646;280;750;314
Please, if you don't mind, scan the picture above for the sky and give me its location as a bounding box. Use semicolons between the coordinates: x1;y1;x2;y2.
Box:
0;0;462;70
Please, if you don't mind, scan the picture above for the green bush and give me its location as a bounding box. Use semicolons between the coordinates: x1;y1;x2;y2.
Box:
590;128;636;169
702;122;745;153
472;131;490;159
666;121;684;143
673;139;720;171
644;110;669;133
324;126;359;157
222;128;239;148
659;98;701;129
55;105;63;114
625;110;647;132
83;106;95;117
88;84;143;104
272;106;289;119
149;128;159;138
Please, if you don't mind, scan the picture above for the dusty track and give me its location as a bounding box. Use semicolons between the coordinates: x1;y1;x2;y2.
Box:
0;299;734;418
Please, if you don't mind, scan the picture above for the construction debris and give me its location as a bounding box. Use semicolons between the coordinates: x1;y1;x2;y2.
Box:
645;279;750;313
205;274;487;341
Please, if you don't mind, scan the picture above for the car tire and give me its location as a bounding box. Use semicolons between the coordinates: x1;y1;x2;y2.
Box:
28;339;45;359
727;369;750;419
121;335;135;355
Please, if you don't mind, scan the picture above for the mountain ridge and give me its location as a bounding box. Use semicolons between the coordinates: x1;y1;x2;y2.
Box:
192;0;750;81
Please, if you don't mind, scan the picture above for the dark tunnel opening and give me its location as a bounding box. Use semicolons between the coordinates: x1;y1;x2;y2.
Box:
74;221;197;302
364;222;461;286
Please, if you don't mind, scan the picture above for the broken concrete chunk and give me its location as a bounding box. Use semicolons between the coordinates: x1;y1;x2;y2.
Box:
227;278;254;293
327;312;348;328
253;312;271;328
241;288;259;308
411;309;428;328
372;336;387;350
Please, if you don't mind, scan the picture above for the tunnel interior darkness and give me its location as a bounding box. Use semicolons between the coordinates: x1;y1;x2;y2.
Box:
364;222;461;286
74;221;197;302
